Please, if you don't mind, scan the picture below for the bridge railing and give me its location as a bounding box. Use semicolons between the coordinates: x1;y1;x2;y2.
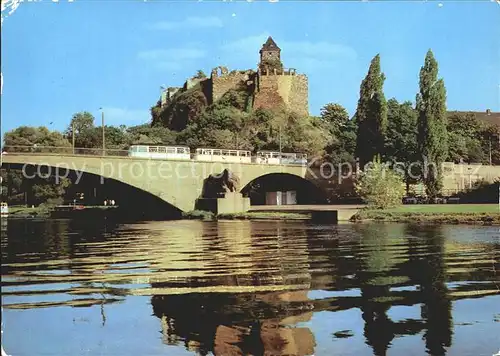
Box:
1;145;129;157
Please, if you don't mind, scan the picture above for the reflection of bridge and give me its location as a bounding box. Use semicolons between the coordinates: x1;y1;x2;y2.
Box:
149;223;500;356
2;151;327;212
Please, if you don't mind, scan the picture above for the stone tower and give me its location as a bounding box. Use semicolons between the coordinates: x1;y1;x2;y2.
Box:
259;36;283;72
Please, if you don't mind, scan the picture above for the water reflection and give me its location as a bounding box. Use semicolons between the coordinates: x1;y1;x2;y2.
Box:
2;219;499;355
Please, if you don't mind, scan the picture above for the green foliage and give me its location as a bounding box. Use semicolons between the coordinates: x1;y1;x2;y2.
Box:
416;50;448;197
321;103;357;164
320;103;350;134
218;89;251;112
153;86;208;130
447;112;488;163
4;126;71;151
182;209;215;221
0;169;24;203
66;111;95;136
194;70;207;79
355;157;405;209
480;123;500;165
127;124;177;145
385;98;418;190
260;58;283;72
355;54;388;166
32;177;71;206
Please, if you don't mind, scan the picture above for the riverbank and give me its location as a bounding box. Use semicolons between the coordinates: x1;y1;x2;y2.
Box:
183;210;311;221
4;206;51;218
3;205;118;219
351;204;500;225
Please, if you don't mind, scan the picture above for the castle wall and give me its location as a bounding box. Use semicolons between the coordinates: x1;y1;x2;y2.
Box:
253;72;309;116
211;72;249;102
253;75;286;112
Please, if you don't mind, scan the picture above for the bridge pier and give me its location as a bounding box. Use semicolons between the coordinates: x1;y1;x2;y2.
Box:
195;192;250;215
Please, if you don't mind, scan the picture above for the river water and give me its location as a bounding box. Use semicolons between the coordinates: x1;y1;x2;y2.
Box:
1;218;499;356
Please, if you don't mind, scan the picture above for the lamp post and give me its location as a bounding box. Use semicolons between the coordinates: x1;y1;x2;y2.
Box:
72;121;75;155
99;108;105;156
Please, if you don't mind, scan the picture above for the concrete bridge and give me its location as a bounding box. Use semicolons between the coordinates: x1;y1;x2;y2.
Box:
1;152;327;212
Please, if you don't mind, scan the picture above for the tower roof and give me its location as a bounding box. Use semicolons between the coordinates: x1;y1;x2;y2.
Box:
261;36;280;51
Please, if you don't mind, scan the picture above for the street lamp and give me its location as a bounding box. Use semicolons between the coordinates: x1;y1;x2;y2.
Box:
99;107;105;156
72;121;75;154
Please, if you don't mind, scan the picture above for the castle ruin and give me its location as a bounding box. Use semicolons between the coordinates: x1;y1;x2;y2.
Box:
161;37;309;117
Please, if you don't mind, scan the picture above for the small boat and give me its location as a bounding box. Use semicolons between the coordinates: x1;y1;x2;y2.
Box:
0;202;8;217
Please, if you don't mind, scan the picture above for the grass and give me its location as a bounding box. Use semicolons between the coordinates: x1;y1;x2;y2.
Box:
182;210;216;221
381;204;499;214
352;204;500;225
7;205;50;217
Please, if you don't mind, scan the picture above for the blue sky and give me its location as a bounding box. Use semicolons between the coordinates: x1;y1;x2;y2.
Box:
1;0;499;136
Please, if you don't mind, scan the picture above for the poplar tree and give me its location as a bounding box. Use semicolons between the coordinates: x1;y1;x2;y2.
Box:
416;50;448;198
355;54;388;168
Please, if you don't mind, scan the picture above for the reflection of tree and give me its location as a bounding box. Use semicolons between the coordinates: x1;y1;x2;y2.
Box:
352;223;454;356
399;224;453;355
410;225;452;355
355;224;400;356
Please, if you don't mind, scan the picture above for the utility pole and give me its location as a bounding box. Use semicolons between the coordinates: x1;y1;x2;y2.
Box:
101;110;105;156
72;121;75;155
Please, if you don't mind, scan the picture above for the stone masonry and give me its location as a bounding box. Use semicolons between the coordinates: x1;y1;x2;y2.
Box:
160;36;309;116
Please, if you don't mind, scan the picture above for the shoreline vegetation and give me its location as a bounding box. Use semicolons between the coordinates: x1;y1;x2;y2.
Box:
184;204;500;225
3;204;499;226
351;204;500;225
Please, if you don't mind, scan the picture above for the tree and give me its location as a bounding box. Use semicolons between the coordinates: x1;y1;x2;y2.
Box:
386;98;418;192
3;126;71;152
480;124;500;165
66;111;95;136
416;50;448;197
447;112;486;163
355;54;388;167
194;70;207;79
355;157;405;209
127;124;177;145
31;176;71;206
320;103;357;165
320;103;350;135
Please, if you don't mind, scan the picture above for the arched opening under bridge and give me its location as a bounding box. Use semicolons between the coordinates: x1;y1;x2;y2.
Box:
241;173;326;206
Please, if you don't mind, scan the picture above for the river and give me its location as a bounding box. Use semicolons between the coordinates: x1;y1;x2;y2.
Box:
1;218;499;356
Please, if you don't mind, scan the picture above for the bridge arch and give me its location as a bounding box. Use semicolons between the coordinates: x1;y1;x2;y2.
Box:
240;173;327;205
2;160;184;216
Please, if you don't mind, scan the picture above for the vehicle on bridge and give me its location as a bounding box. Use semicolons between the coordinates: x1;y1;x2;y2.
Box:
194;148;252;163
255;151;308;166
128;145;191;160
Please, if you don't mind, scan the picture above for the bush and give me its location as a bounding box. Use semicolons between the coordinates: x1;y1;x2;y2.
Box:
355;157;405;209
182;210;215;221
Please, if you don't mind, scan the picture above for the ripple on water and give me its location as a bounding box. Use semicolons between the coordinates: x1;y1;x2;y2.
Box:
1;220;499;356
